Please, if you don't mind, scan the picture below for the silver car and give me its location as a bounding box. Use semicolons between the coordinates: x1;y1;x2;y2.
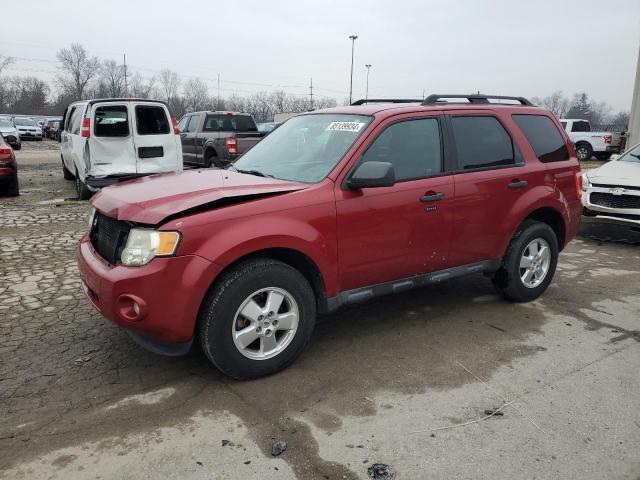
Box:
0;117;21;150
582;142;640;226
12;117;42;141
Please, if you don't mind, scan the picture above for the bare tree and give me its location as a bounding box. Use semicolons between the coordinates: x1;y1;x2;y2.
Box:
0;54;13;76
56;43;100;100
532;91;570;118
100;59;126;97
182;77;209;112
158;69;181;101
129;73;157;99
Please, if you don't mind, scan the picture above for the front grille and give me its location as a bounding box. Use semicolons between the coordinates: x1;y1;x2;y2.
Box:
590;192;640;210
89;212;132;264
592;183;640;192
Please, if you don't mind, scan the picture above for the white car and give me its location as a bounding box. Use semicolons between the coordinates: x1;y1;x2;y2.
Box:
582;142;640;225
560;119;621;161
12;117;42;141
61;98;183;199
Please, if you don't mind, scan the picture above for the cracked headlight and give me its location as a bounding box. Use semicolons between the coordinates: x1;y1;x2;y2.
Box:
121;229;181;266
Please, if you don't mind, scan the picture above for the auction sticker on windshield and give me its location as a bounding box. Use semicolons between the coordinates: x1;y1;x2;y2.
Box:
326;121;366;132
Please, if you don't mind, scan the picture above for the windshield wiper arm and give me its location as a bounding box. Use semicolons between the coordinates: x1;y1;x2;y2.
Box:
232;167;274;178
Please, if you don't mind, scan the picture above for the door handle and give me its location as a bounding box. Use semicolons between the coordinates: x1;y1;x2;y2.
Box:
420;192;445;202
507;180;527;189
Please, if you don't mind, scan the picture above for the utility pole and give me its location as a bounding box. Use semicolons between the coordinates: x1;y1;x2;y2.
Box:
217;73;221;110
348;34;358;104
309;77;314;110
123;53;128;97
627;44;640;148
365;64;372;101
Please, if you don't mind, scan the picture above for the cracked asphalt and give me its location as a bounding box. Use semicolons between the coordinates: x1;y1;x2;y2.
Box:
1;142;639;479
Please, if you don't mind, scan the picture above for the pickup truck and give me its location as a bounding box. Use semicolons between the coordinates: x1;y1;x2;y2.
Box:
177;111;264;168
560;118;621;161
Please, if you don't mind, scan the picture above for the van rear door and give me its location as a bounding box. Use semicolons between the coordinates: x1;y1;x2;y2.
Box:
90;102;136;177
132;102;182;174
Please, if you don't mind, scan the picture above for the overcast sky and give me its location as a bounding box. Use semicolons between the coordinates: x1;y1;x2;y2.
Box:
1;0;639;111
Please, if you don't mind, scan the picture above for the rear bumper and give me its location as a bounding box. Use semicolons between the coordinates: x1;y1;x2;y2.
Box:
77;235;222;349
605;145;620;153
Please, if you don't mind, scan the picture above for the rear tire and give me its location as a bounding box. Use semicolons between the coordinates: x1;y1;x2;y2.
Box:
493;220;559;303
75;169;93;200
198;259;316;379
205;150;221;168
12;143;21;151
5;175;19;196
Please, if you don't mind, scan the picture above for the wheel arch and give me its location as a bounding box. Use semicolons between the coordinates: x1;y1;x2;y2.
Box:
524;207;566;250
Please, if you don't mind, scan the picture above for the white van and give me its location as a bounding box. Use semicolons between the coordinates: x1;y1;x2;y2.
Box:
60;99;183;199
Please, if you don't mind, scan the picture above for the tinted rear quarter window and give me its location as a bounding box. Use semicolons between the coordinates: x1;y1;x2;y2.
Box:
136;105;170;135
512;115;569;163
94;105;129;137
451;116;515;170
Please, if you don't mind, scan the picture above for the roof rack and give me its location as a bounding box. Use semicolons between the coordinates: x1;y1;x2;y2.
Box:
351;98;423;106
422;94;534;106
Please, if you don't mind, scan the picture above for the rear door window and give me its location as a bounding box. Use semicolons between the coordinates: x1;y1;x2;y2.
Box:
135;105;170;135
451;116;515;170
94;105;129;137
203;114;258;132
359;118;442;181
512;114;569;163
571;121;590;132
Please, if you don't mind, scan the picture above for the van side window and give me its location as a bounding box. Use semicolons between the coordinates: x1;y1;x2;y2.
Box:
66;107;77;132
359;118;442;181
70;106;84;135
136;106;170;135
451;116;514;170
512;115;569;163
94;105;129;137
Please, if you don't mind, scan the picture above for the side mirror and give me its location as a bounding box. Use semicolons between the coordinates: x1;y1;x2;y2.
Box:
347;161;395;189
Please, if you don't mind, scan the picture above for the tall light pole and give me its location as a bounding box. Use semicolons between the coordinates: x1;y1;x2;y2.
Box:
365;64;372;101
348;35;358;104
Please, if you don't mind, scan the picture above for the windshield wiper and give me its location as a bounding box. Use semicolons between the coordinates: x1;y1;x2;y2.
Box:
231;167;274;178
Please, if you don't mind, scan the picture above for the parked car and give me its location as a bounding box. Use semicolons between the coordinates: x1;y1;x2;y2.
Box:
78;94;582;379
61;98;183;200
178;111;264;168
560;119;621;161
12;117;42;141
48;120;62;141
0;135;18;196
582;141;640;226
0;117;21;150
257;122;281;135
43;118;62;139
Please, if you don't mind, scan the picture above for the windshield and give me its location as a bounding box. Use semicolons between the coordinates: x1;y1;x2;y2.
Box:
618;143;640;163
0;119;13;128
14;118;36;127
232;114;372;183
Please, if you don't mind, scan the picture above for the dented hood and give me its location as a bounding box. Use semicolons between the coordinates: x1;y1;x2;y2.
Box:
91;169;307;224
588;160;640;187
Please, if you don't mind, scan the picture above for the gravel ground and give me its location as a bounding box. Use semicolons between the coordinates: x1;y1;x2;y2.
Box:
1;146;639;480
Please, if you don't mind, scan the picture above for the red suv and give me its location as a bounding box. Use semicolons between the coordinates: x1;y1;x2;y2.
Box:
78;94;582;379
0;135;18;196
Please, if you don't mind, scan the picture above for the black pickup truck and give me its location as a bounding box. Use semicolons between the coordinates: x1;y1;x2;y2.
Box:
177;111;264;168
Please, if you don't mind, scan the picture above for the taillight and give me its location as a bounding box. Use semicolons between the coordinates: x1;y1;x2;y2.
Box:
574;169;582;200
0;146;13;165
171;117;180;134
81;117;90;138
603;134;612;144
225;137;237;155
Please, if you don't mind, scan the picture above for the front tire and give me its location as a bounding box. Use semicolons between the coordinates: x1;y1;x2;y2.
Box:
493;220;559;302
62;157;75;180
198;259;316;379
